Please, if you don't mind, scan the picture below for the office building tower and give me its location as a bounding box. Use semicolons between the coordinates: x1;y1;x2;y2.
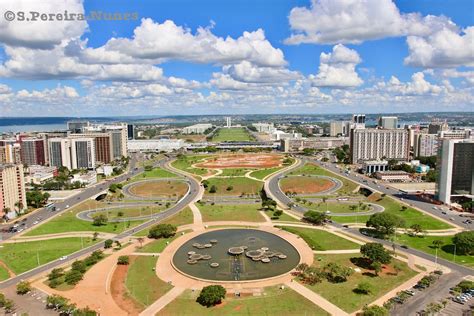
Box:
71;138;95;169
414;133;438;157
0;164;27;217
182;124;213;134
225;117;232;128
127;124;134;140
330;121;350;137
0;143;21;164
378;116;398;129
350;128;409;163
68;121;90;133
436;139;474;205
20;138;46;166
48;138;72;169
428;121;449;134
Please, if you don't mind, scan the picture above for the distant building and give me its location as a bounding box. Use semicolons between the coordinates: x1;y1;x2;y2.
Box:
252;123;275;133
329;121;350;137
25;165;58;184
352;114;366;129
350;128;409;163
225;117;232;128
127;124;134;140
280;137;347;153
378;116;398;129
436;139;474;205
428;121;448;134
71;138;95;169
375;171;410;182
48;138;72;169
127;139;185;152
67;121;90;133
439;130;471;140
182;124;213;134
0;143;21;164
0;164;27;218
20;138;46;166
414;133;438;157
361;160;388;174
71;170;97;187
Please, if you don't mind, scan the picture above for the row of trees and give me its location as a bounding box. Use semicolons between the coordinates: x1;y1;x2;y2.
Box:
46;294;96;315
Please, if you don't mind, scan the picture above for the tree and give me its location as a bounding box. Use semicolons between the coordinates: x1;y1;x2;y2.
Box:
355;282;372;294
3;299;14;313
48;268;65;281
16;281;31;295
117;256;130;265
303;210;328;225
366;213;405;236
296;263;309;274
148;223;177;239
72;260;87;273
92;231;99;241
209;185;217;193
137;237;145;248
324;262;353;283
92;214;108;226
410;224;423;236
371;261;382;276
197;285;226;307
393;262;403;276
432;239;444;249
360;243;392;264
452;231;474;255
104;239;113;249
361;305;389;316
65;269;84;285
226;185;233;191
73;307;97;316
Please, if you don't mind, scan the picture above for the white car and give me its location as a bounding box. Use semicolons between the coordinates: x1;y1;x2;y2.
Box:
33;221;38;225
59;256;68;261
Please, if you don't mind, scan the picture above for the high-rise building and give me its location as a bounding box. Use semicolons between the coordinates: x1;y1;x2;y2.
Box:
0;143;21;164
414;133;438;157
20;138;46;166
428;121;449;134
436;139;474;205
0;164;27;218
378;116;398;129
329;121;350;137
71;138;95;169
225;117;232;128
94;135;112;164
48;138;72;169
68;121;90;133
439;130;471;140
127;124;134;140
350;128;409;163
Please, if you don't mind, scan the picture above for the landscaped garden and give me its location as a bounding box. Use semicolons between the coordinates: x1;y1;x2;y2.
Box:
197;203;265;222
203;177;262;196
211;127;254;142
278;226;360;250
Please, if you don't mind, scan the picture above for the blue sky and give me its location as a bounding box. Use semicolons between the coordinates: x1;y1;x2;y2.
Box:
0;0;473;116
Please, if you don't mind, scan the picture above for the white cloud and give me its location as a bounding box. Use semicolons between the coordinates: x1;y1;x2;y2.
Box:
223;61;300;83
0;0;87;49
80;19;286;67
310;44;363;88
404;27;474;68
440;69;474;85
285;0;456;45
381;72;443;95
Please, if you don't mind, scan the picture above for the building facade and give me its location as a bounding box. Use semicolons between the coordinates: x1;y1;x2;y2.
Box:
414;133;438;157
281;137;347;153
71;138;96;169
378;116;398;129
350;128;409;163
0;164;27;218
182;124;213;134
0;143;21;164
20;138;46;166
329;121;350;137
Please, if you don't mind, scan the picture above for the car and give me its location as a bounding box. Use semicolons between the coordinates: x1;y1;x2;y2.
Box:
449;217;455;221
17;228;24;233
59;256;68;261
404;290;416;296
401;245;409;249
343;225;349;228
65;205;69;208
33;221;38;225
442;211;447;215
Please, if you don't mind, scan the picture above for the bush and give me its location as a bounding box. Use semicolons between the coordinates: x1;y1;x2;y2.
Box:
16;281;31;295
209;185;217;193
452;231;474;255
361;305;389;316
197;285;226;307
104;239;114;249
71;260;87;273
355;282;372;294
92;214;108;226
303;210;328;225
48;268;65;281
64;270;83;285
117;256;130;265
48;278;62;289
148;223;177;239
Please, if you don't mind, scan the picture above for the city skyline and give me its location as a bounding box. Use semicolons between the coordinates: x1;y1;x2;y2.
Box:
0;0;473;116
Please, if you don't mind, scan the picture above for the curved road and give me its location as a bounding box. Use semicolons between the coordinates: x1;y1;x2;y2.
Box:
0;155;201;288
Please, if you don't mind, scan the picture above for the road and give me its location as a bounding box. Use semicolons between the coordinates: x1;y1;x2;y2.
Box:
0;155;201;289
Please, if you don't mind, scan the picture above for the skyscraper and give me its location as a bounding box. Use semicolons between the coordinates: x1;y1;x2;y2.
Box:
0;164;27;218
378;116;398;129
20;138;46;166
350;128;409;163
127;124;134;140
71;138;96;169
436;139;474;205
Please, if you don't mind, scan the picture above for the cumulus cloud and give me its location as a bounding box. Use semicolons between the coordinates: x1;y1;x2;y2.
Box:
0;0;87;49
222;61;300;84
310;44;363;88
78;19;286;67
404;27;474;68
285;0;456;45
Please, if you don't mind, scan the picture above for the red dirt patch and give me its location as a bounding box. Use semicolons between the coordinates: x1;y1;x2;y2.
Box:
280;176;335;194
110;256;142;315
196;154;282;169
129;180;188;198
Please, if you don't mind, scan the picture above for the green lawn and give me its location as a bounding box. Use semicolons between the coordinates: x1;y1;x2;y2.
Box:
0;265;10;281
171;155;214;176
204;177;263;196
0;237;98;274
397;234;474;268
305;202;370;214
249;167;284;180
332;215;371;224
131;167;177;180
137;230;192;253
158;286;329;316
125;256;173;307
278;226;360;250
272;211;301;222
198;203;265;222
218;168;255;177
92;206;165;219
24;200;146;236
133;208;194;237
211;127;254;142
303;254;417;313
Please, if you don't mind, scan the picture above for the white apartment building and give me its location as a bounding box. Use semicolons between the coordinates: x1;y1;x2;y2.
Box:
71;138;96;169
350;128;409;163
378;116;398;129
252;123;275;133
48;138;72;169
182;124;213;134
127;139;185;152
329;121;351;137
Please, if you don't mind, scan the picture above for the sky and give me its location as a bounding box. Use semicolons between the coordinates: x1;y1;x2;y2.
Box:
0;0;473;117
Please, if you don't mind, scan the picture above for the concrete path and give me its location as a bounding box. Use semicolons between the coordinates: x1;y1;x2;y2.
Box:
286;280;349;316
189;202;204;231
259;210;273;226
139;286;185;316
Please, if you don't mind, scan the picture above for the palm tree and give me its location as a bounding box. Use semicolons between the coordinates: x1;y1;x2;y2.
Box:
137;237;145;248
432;239;443;249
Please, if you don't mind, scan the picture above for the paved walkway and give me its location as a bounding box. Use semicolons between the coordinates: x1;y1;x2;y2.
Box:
286;280;349;316
139;286;185;316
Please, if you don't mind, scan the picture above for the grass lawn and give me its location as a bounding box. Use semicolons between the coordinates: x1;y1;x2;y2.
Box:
397;234;474;268
218;168;255;177
158;286;329;316
204;177;263;196
171;155;215;176
132;167;177;180
128;180;188;198
0;265;10;281
305;202;371;214
198;203;265;222
125;256;173;307
278;226;360;250
281;176;335;195
303;253;418;313
249;167;283;180
0;237;98;274
24;200;146;236
92;206;166;219
136;230;192;253
211;127;254;142
272;212;301;222
288;164;358;195
161;207;194;226
332;215;371;224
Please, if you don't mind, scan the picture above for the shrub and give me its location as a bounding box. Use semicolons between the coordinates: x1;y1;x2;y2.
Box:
117;256;130;265
104;239;113;249
64;270;83;285
197;285;226;307
71;260;87;273
16;281;31;295
355;282;372;294
148;224;177;239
